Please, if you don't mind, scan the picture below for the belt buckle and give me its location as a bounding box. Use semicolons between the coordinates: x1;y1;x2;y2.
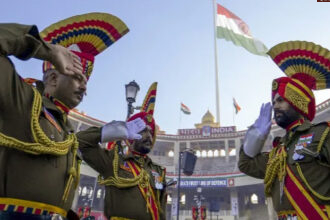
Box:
50;213;64;220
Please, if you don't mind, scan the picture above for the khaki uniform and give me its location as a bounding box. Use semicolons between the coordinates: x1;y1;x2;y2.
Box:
0;24;78;211
238;120;330;212
77;127;167;220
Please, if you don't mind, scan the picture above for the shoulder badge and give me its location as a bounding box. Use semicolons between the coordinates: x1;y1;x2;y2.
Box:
314;121;330;127
296;133;314;148
151;170;164;190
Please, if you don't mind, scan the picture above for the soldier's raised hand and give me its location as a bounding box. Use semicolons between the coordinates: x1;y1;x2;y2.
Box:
48;44;83;76
243;102;272;157
126;118;146;140
101;119;146;143
254;102;272;136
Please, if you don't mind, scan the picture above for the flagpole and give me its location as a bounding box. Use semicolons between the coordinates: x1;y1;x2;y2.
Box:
212;0;220;125
233;100;236;126
179;103;182;130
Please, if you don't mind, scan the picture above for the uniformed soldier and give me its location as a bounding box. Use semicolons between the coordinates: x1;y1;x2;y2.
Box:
238;41;330;219
0;14;145;220
77;82;167;220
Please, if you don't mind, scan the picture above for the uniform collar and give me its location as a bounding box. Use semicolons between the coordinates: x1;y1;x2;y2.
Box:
42;95;73;132
42;95;60;113
44;93;70;115
286;118;305;132
295;120;312;132
123;149;151;165
282;120;312;143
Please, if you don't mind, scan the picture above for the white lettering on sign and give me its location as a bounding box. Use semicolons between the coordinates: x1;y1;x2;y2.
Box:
178;126;236;136
179;179;227;187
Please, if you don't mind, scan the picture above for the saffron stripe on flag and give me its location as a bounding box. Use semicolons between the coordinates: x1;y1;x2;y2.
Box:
233;98;241;114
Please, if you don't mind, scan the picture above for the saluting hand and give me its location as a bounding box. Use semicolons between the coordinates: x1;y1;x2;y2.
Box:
254;102;272;136
49;44;83;76
126;118;146;140
243;102;272;157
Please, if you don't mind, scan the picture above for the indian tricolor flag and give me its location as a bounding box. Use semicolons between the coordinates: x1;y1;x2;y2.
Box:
216;4;268;56
180;102;191;115
233;98;241;114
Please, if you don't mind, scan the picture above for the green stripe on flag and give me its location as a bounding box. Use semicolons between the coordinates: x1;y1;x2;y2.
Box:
217;26;268;56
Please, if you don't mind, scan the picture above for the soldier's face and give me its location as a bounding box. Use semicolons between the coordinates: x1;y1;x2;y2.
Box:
132;125;153;154
54;72;87;109
272;93;301;129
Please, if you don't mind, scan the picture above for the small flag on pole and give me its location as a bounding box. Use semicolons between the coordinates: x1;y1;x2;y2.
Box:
180;102;191;115
233;98;241;114
216;3;268;56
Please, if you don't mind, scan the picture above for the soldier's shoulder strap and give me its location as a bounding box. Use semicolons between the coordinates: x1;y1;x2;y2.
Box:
313;121;330;127
151;161;163;169
313;121;330;153
151;161;166;174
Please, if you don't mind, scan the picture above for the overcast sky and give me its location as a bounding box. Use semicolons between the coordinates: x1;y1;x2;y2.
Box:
2;0;329;134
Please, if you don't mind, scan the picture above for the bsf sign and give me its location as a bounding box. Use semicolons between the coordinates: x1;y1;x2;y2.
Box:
180;179;227;187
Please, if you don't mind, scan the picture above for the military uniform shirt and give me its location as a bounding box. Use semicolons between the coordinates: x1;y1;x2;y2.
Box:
238;120;330;212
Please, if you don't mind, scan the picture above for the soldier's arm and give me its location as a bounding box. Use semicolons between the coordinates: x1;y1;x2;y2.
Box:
319;123;330;164
238;146;269;179
0;24;44;121
0;24;82;111
76;127;114;175
0;23;82;75
0;23;44;60
77;119;146;175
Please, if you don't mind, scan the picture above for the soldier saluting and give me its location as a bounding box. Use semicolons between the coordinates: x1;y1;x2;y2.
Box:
77;83;168;220
239;41;330;220
0;13;145;220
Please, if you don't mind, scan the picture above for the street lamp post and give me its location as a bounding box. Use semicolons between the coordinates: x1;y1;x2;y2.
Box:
125;80;140;119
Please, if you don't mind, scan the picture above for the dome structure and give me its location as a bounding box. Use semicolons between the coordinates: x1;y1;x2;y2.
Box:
195;110;220;128
202;110;215;123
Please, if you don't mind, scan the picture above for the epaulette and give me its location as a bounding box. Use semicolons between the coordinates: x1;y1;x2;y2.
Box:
152;161;162;168
152;161;166;171
23;78;45;94
23;78;38;86
314;121;330;127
